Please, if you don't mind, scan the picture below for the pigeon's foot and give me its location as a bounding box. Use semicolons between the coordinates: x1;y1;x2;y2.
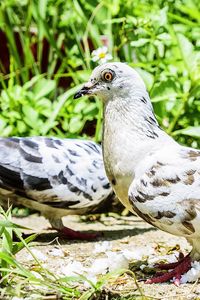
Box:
154;252;185;270
57;226;101;240
145;254;191;285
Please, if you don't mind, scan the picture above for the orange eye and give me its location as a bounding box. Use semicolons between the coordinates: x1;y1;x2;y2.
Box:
103;71;113;82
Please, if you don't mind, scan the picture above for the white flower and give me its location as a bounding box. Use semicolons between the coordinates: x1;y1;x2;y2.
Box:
91;46;113;64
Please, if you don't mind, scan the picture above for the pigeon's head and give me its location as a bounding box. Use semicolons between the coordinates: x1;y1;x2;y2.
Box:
74;62;146;101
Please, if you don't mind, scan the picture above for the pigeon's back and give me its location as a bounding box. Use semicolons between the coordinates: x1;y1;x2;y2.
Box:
0;137;112;213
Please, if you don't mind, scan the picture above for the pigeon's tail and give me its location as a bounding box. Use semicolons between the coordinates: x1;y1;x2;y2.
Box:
0;137;25;191
0;138;22;191
0;138;26;210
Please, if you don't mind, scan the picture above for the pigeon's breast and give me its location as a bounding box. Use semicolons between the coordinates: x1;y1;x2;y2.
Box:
103;136;135;211
112;175;134;212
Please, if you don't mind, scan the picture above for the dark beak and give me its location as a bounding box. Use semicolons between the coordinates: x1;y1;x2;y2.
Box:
74;86;91;99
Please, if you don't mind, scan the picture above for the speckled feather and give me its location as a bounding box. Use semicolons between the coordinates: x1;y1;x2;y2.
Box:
0;137;113;230
129;146;200;247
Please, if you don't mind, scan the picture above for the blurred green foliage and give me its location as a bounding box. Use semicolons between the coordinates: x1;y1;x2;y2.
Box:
0;0;200;146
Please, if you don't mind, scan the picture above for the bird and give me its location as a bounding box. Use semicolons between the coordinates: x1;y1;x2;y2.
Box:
0;136;113;240
74;62;200;284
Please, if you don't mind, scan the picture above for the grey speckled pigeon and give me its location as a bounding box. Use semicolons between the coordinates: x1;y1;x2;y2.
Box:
74;62;200;284
0;136;113;239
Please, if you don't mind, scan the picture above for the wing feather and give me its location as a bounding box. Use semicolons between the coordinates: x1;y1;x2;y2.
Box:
128;145;200;237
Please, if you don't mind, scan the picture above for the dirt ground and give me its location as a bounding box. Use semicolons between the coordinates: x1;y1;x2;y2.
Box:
13;213;200;300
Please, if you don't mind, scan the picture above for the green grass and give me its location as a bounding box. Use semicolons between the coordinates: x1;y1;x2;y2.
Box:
0;207;79;298
0;207;149;299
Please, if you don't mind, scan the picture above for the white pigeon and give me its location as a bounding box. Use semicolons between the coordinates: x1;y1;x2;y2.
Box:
0;136;113;239
74;62;200;284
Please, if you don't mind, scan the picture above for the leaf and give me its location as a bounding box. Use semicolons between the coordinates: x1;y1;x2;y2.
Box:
12;234;38;255
0;252;35;278
73;70;91;82
22;106;39;126
33;79;56;100
176;33;200;80
131;38;149;47
151;79;178;102
2;125;13;136
136;68;154;91
177;33;194;64
69;116;84;133
82;103;98;116
38;0;48;19
2;228;13;254
173;126;200;138
73;99;88;113
23;75;44;90
103;17;126;24
17;120;27;134
154;40;164;57
178;5;200;22
0;117;7;131
0;219;29;230
42;84;83;135
157;33;171;41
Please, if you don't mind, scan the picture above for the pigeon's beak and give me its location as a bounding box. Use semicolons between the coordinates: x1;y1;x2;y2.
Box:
74;82;94;99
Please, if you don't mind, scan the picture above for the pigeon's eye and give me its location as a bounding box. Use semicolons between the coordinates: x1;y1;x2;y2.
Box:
102;70;114;82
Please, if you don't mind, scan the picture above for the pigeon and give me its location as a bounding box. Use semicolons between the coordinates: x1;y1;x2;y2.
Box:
0;136;113;239
74;62;200;284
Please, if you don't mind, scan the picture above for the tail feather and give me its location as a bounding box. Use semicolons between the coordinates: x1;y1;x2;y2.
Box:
0;165;24;190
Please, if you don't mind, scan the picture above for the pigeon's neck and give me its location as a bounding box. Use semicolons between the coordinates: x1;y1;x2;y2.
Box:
103;90;163;143
102;91;174;175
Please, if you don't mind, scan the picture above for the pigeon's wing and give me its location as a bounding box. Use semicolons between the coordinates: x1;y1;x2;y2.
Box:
128;145;200;238
0;137;112;212
32;138;112;210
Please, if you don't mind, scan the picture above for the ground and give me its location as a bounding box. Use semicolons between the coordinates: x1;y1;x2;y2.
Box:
12;213;200;300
